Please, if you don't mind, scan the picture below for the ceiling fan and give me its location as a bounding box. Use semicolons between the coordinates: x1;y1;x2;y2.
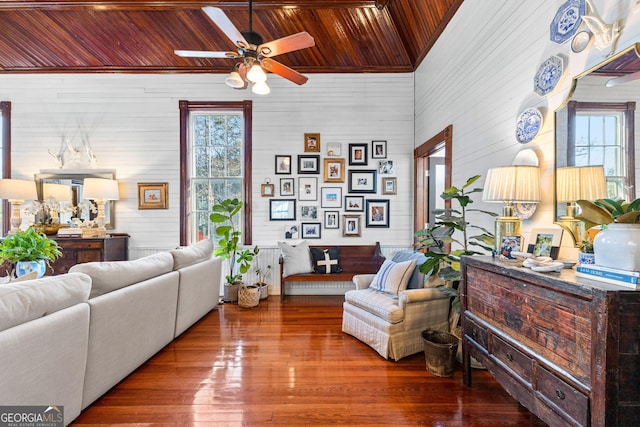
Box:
175;1;315;94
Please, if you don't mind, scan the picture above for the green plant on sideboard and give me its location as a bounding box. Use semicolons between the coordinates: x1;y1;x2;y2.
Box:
0;227;62;277
576;198;640;228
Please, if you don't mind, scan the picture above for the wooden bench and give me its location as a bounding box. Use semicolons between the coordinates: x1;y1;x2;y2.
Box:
279;242;385;303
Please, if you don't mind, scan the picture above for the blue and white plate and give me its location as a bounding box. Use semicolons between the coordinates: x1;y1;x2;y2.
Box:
534;55;564;96
550;0;586;45
515;107;543;144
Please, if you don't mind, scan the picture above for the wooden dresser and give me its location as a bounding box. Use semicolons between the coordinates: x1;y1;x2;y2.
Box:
461;256;640;427
49;234;129;274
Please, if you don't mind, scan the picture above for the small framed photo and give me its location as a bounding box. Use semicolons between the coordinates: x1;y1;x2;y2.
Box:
275;155;292;175
284;224;299;239
261;183;274;197
270;199;296;221
300;205;319;220
382;177;397;195
378;160;395;175
343;214;362;237
280;178;294;196
499;236;522;260
138;182;168;209
372;140;387;159
344;195;364;211
324;158;345;183
532;234;553;257
324;211;339;229
301;222;322;239
326;142;342;156
348;169;377;193
298;155;320;174
321;187;342;208
298;177;317;201
528;227;564;259
349;143;368;165
366;199;389;228
304;133;321;152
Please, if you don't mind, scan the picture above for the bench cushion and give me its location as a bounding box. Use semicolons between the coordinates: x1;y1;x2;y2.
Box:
278;240;313;277
344;288;404;324
370;259;416;295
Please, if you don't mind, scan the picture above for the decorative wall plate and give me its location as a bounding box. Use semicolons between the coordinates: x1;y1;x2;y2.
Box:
550;0;586;44
514;202;537;220
515;108;543;144
534;55;564;96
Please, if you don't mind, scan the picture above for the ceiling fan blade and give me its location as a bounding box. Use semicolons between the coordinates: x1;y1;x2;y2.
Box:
259;32;315;57
606;70;640;87
202;6;248;47
174;50;240;59
261;58;308;85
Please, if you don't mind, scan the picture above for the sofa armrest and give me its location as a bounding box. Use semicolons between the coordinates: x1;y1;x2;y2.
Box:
352;274;376;290
398;287;449;307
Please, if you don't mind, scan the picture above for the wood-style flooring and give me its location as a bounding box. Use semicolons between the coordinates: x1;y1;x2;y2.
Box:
73;296;547;426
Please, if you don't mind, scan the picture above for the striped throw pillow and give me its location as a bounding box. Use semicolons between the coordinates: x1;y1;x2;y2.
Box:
369;259;417;295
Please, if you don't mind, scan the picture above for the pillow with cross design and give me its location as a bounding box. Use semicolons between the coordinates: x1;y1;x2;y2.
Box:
310;247;342;274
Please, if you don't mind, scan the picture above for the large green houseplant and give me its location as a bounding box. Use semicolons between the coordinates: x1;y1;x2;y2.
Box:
0;227;62;278
210;198;258;302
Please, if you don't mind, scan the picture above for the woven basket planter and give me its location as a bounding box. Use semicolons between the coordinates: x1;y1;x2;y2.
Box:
238;283;260;308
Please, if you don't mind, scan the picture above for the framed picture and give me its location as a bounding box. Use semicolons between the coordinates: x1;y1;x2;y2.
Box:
298;155;320;174
344;195;364;211
326;142;342;156
499;236;522;260
349;143;368;165
378;160;395;175
280;178;294;196
366;199;389;228
343;214;362;237
138;182;168;209
300;205;319;220
269;199;296;221
528;227;564;259
261;183;274;197
324;211;339;229
321;187;342;208
275;155;292;175
298;177;317;201
304;133;321;152
323;158;345;183
284;224;299;239
301;222;322;239
382;177;397;195
532;234;553;257
348;169;377;193
372;140;387;159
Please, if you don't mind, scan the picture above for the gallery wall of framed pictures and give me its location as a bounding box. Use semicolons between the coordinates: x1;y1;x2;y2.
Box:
266;135;394;239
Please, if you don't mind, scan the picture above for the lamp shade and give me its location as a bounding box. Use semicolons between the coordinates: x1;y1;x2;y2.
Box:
0;179;37;201
43;183;72;203
83;178;120;200
556;166;607;202
482;166;541;203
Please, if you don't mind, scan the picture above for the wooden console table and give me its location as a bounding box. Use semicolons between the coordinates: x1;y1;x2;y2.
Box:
49;234;129;275
461;256;640;426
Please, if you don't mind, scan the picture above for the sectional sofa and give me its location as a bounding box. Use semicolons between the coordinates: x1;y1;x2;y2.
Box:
0;239;221;426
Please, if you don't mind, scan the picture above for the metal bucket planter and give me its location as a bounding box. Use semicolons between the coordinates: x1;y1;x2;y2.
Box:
223;282;240;303
422;329;459;377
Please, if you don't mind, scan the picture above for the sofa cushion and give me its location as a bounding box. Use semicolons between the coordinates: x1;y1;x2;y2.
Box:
391;250;431;289
310;247;342;274
70;251;174;299
0;272;91;331
170;239;213;270
278;240;313;277
344;288;404;324
369;259;416;295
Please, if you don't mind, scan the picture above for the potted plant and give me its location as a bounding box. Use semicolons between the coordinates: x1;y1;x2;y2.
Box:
577;236;595;265
0;227;62;278
209;198;258;303
251;246;272;300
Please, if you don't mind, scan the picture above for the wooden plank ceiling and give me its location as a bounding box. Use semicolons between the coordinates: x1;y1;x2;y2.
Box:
0;0;464;74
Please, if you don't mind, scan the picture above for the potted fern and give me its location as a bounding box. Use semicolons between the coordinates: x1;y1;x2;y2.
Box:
0;227;62;278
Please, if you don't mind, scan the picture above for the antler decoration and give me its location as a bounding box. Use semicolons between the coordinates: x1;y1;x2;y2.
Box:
583;0;622;56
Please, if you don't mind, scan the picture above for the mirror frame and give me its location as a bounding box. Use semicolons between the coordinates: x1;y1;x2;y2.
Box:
554;43;640;245
35;169;116;229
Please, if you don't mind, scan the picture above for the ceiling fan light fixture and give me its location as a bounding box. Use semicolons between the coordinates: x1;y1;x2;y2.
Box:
247;63;267;83
225;70;245;88
252;81;271;95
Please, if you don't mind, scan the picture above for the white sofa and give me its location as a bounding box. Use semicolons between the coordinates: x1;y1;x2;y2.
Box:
342;250;451;361
0;239;221;426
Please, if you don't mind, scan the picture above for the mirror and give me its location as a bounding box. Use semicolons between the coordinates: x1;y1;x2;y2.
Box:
35;170;116;229
555;43;640;245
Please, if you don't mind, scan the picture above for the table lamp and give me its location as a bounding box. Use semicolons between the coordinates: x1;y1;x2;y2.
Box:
556;165;607;244
482;166;541;253
0;179;38;233
82;178;119;231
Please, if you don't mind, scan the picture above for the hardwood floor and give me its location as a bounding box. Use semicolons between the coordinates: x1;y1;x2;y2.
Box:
73;296;547;426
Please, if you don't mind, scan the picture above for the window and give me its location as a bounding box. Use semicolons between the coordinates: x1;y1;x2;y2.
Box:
1;102;10;236
179;101;252;246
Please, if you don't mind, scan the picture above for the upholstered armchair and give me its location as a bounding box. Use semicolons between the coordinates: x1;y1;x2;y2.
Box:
341;250;451;361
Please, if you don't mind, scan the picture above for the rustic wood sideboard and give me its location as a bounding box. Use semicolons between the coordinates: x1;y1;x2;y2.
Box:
461;256;640;427
49;234;129;275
